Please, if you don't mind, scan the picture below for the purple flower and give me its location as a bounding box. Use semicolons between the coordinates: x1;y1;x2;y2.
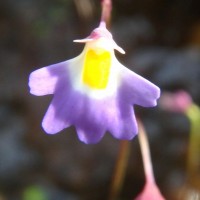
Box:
29;22;160;144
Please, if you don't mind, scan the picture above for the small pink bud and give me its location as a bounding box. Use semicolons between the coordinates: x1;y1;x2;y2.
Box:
159;90;192;113
135;181;165;200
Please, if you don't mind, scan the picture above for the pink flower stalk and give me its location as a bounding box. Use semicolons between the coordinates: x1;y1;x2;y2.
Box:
135;121;165;200
159;90;192;113
101;0;112;25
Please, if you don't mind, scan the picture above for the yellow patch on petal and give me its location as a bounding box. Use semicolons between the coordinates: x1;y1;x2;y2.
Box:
82;49;111;89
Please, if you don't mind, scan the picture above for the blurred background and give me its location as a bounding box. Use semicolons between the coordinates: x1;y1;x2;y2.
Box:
0;0;200;199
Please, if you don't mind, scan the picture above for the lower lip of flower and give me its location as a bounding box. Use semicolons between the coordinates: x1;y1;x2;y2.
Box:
82;49;111;89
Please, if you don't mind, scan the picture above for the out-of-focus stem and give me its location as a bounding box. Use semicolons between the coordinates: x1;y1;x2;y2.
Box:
177;104;200;199
74;0;94;20
138;121;155;184
108;140;131;200
186;104;200;180
101;0;112;26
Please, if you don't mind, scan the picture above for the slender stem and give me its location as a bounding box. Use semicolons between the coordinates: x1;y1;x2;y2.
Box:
108;140;131;200
138;121;155;184
101;0;112;26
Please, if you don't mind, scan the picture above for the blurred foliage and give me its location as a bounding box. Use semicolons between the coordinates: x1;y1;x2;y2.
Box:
23;186;48;200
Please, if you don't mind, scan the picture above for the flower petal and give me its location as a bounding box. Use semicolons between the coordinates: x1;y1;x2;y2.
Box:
42;98;71;134
41;68;74;133
76;123;105;144
108;107;138;140
119;63;160;107
29;61;69;96
72;96;108;143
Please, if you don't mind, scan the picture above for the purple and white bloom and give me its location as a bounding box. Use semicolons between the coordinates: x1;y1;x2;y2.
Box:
29;22;160;144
